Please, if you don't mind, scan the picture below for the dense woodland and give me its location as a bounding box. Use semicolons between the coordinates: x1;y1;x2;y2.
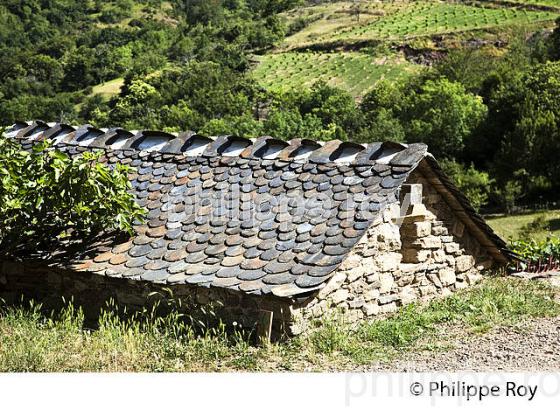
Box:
1;0;560;212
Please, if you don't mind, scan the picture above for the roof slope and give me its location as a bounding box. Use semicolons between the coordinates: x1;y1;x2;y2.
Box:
4;121;508;298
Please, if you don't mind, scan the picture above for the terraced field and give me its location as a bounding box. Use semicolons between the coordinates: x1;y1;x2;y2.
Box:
252;51;418;97
296;1;558;46
474;0;560;9
252;0;560;98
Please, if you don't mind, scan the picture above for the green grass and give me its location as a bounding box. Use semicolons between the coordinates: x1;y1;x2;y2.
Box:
1;277;558;371
90;77;125;101
252;51;418;97
487;209;560;241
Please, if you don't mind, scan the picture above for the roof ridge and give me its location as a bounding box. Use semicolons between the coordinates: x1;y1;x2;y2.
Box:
5;120;428;167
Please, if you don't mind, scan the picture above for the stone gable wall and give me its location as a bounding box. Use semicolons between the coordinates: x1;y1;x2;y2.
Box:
291;168;495;333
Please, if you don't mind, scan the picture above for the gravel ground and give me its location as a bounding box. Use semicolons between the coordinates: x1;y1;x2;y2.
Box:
367;275;560;372
366;316;560;372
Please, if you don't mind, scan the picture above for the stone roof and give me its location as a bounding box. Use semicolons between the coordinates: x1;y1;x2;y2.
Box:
3;120;509;298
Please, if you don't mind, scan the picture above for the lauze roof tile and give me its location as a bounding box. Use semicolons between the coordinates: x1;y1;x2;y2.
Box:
3;121;509;298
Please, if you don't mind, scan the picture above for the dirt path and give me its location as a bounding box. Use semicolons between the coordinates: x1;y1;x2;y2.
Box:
365;316;560;372
367;274;560;372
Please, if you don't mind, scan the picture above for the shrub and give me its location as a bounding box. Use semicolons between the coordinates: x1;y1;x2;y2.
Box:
0;133;146;254
509;236;560;269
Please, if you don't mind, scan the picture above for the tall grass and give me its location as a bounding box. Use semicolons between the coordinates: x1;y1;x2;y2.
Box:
1;277;558;371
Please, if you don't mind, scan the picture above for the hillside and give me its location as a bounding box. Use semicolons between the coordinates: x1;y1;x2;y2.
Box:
252;0;560;97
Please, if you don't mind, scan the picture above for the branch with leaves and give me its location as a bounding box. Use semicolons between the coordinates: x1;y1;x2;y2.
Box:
0;132;146;255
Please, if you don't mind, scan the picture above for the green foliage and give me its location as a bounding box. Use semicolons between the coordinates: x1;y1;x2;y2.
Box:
549;17;560;60
401;78;488;159
490;62;560;192
440;159;493;211
359;80;405;142
510;237;560;264
434;48;501;94
0;134;146;254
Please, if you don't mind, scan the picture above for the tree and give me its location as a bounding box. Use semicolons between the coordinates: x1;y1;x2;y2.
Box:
548;17;560;61
490;62;560;194
359;81;405;142
400;78;487;159
0;133;146;255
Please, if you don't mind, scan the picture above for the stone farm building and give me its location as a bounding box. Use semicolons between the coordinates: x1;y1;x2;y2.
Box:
0;120;510;338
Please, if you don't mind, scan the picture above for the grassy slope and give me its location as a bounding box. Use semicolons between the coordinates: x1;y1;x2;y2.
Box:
252;0;559;97
1;277;558;371
253;51;419;97
487;209;560;241
90;78;125;101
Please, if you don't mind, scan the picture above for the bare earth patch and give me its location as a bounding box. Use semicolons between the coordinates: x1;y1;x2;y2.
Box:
365;316;560;372
365;275;560;372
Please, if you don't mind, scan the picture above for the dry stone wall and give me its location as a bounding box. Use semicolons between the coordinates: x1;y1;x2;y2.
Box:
291;169;495;333
0;260;293;339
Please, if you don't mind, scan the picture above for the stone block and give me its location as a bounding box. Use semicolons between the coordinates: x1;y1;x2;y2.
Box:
348;298;365;309
319;271;347;298
419;284;436;296
432;249;446;263
427;273;442;288
413;236;442;249
379;302;398;314
441;287;453;297
438;267;456;286
362;303;380;316
376;224;401;251
444;243;460;254
456;255;475;272
364;288;380;301
400;183;423;205
402;249;431;263
365;272;380;285
378;294;399;305
396;273;414;287
376;252;402;272
402;221;430;238
399;287;417;305
331;289;350;304
348;279;367;293
342;254;362;270
347;268;363;283
379;273;394;294
465;271;482;285
432;225;448;235
455;280;468;290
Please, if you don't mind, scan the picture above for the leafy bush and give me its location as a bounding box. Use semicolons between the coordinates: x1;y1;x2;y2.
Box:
0;134;146;254
509;236;560;266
